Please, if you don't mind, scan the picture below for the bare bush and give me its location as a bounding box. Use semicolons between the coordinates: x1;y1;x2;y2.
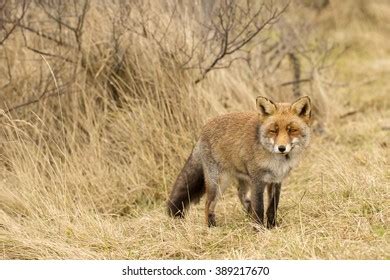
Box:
122;1;288;84
1;1;340;125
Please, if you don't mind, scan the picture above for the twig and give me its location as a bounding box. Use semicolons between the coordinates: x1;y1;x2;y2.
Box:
1;86;73;117
17;23;74;48
279;78;312;87
25;45;75;64
1;81;73;117
0;0;28;45
339;110;359;119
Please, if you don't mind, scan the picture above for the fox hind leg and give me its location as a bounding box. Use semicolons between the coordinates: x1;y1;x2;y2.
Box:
205;180;218;227
238;179;251;212
204;166;229;227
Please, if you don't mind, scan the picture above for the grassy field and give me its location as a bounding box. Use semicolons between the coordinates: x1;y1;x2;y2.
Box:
0;1;389;259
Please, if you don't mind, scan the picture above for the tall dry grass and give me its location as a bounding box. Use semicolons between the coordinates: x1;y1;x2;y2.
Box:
0;0;389;259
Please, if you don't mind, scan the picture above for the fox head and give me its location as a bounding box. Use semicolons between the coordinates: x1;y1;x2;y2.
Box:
256;96;312;155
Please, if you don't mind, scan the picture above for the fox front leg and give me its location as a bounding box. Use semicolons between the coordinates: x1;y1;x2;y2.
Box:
266;183;281;229
249;182;266;226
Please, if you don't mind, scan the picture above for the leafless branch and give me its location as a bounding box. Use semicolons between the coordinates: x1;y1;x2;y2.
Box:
0;45;12;89
193;1;288;83
0;0;29;45
279;78;312;87
21;22;74;49
1;82;73;117
25;45;75;64
339;110;359;119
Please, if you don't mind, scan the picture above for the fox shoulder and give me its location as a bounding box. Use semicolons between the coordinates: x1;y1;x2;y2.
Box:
200;112;259;141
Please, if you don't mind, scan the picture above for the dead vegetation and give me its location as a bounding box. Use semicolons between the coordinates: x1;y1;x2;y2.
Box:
0;0;389;259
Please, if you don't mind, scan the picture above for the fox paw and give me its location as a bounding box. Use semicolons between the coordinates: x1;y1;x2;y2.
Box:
207;213;217;227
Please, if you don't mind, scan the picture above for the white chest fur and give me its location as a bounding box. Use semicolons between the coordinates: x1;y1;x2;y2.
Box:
262;155;298;183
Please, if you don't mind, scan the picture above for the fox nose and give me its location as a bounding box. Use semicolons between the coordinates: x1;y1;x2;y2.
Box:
278;145;286;153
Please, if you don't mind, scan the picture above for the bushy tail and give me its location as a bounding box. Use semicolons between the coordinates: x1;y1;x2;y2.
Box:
167;148;205;218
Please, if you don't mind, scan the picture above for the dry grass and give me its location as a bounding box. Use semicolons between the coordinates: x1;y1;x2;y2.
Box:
0;1;389;259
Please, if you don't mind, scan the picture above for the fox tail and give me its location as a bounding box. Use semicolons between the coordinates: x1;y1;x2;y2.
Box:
167;146;205;218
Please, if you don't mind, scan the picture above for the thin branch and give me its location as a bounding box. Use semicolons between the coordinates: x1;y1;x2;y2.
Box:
0;0;28;45
339;110;359;119
279;78;312;87
18;23;74;48
25;45;75;64
194;2;288;84
1;83;74;117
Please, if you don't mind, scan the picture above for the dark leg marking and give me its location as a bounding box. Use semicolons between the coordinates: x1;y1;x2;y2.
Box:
207;213;216;227
266;183;281;229
248;168;273;226
250;182;266;226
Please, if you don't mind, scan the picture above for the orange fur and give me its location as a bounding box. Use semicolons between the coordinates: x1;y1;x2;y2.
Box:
168;96;312;228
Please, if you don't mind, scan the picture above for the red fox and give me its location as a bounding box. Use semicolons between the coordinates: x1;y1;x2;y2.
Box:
167;96;312;228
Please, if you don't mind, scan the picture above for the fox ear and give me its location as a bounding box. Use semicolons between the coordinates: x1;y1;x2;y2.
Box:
291;96;311;120
256;96;276;117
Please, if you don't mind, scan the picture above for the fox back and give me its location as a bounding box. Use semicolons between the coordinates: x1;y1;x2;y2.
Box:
168;96;312;228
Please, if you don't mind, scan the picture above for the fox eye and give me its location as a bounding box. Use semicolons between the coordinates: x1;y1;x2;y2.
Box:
269;129;277;134
289;128;298;133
